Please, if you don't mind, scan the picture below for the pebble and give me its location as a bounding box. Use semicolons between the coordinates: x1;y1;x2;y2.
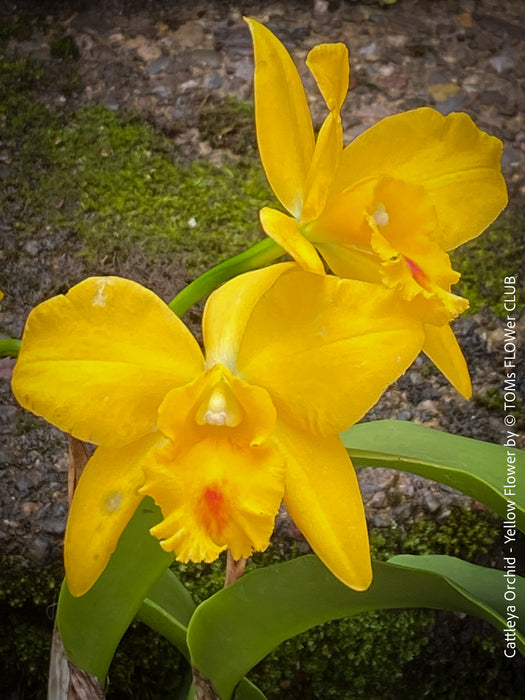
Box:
146;55;173;76
489;54;514;74
427;82;463;103
27;535;53;565
24;240;39;256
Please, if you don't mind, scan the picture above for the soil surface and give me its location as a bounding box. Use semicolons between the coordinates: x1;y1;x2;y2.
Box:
1;0;524;572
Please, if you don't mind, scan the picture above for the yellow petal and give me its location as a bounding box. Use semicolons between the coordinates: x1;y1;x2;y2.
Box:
306;43;349;113
314;241;383;283
203;262;296;372
12;277;204;446
301;44;348;223
246;18;315;217
423;323;472;398
278;422;372;590
237;269;425;436
311;176;378;248
301;114;343;224
64;433;162;596
259;208;325;274
334;108;507;250
142;435;285;563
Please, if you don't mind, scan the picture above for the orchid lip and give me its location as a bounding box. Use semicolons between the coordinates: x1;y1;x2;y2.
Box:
404;256;431;291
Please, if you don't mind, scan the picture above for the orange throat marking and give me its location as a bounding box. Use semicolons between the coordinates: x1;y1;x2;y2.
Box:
404;256;431;291
200;485;229;536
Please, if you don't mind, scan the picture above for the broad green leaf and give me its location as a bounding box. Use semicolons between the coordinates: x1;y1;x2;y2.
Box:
187;555;524;700
342;420;525;531
137;568;195;660
139;570;267;700
57;496;172;683
390;553;524;647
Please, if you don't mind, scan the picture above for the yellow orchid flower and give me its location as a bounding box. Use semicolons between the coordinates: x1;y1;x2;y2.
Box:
12;265;424;596
246;18;508;398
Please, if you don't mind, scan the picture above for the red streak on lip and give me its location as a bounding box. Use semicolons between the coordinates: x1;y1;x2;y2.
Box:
201;486;229;534
205;487;223;507
405;256;430;290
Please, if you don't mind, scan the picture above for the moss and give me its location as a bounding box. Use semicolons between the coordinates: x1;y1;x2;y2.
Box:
3;91;276;275
452;210;525;316
199;96;257;155
49;35;79;60
0;12;46;47
369;505;500;562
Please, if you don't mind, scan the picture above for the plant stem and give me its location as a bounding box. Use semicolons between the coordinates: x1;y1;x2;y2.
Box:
225;551;247;587
0;338;21;358
168;238;283;316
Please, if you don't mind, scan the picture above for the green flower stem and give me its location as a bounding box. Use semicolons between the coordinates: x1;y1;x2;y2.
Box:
168;238;284;316
0;338;21;358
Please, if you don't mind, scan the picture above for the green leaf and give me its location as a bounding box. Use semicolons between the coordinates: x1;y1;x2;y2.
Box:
139;570;267;700
342;420;525;531
187;555;524;699
390;554;524;648
57;496;172;684
137;568;195;661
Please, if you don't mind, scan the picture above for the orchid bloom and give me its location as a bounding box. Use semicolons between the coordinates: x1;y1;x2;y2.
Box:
246;18;508;398
12;265;424;595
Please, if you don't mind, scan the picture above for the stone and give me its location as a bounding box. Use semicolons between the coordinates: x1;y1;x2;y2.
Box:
435;93;470;115
171;21;206;50
203;72;223;89
359;41;380;62
146;55;174;76
135;38;162;63
502;145;522;168
27;535;52;565
40;517;65;535
427;82;463;103
190;49;222;68
489;54;514;74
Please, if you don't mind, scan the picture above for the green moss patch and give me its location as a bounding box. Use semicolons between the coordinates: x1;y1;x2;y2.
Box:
199;96;257;155
1;53;276;278
452;210;525;317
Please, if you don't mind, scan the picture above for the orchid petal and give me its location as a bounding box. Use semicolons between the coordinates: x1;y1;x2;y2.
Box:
246;18;315;217
423;323;472;399
203;262;295;372
278;422;372;591
237;268;425;436
64;433;163;596
301;43;348;221
259;208;325;274
12;277;204;446
306;43;349;113
334;108;507;250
